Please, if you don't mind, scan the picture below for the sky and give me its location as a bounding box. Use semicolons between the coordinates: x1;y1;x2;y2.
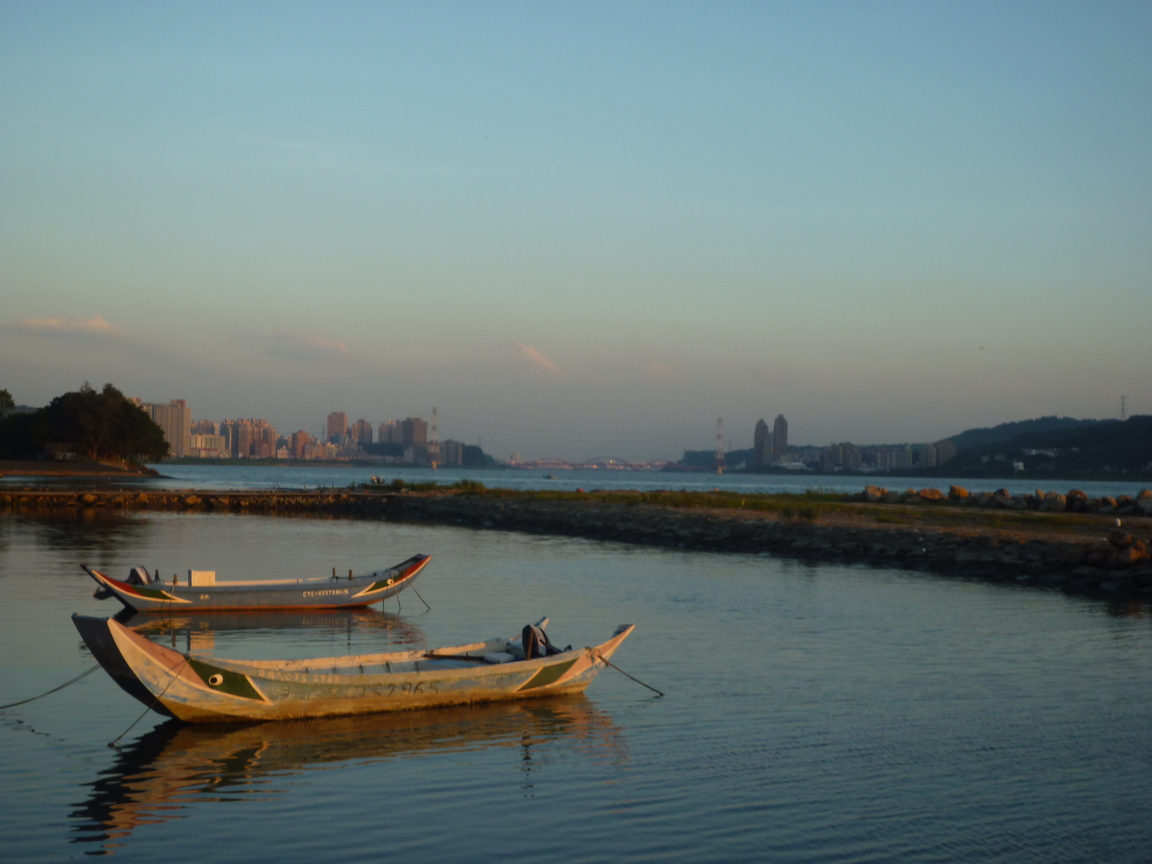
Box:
2;2;1150;461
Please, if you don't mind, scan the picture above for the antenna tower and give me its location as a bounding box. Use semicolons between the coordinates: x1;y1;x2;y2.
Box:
714;417;726;474
429;407;440;469
1121;395;1127;421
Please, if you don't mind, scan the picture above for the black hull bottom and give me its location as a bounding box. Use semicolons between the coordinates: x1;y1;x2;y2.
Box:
73;614;176;718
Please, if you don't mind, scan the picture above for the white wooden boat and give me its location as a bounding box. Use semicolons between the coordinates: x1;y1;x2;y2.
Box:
82;554;430;612
72;614;635;723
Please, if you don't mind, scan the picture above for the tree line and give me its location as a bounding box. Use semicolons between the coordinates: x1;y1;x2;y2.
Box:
0;383;169;463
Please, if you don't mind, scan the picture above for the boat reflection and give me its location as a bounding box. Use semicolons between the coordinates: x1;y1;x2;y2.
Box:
110;606;427;655
70;696;625;853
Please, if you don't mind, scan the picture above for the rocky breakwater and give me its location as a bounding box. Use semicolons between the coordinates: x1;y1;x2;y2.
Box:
0;489;392;516
848;484;1152;595
381;491;1152;600
5;485;1151;601
858;483;1152;517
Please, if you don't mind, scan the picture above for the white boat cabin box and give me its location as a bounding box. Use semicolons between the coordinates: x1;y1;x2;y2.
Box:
188;570;216;586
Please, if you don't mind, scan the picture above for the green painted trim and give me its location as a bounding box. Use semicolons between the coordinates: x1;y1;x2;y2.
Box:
134;586;181;601
518;658;577;691
187;658;265;701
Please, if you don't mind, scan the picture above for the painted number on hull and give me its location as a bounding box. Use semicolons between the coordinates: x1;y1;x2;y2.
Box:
383;682;439;696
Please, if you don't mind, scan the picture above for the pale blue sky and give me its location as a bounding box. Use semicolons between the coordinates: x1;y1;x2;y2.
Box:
2;2;1149;460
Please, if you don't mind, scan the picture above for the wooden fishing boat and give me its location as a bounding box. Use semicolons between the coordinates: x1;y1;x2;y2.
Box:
80;554;430;612
72;613;635;723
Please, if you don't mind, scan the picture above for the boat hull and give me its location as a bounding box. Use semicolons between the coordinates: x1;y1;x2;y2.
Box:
81;554;430;612
73;614;635;723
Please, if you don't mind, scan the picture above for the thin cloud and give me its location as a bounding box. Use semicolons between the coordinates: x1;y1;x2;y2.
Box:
16;315;127;337
644;358;681;381
267;332;352;362
511;341;566;378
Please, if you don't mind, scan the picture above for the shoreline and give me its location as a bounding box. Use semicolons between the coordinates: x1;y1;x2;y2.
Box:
0;459;156;479
3;485;1150;602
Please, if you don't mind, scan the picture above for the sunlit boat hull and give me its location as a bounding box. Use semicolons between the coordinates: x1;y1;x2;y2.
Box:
73;614;635;723
80;554;430;612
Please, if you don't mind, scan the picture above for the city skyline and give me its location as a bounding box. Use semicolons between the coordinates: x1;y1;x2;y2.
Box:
2;4;1149;460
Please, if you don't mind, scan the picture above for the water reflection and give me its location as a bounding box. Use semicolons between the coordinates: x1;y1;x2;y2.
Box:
2;512;151;560
117;607;427;652
70;697;624;854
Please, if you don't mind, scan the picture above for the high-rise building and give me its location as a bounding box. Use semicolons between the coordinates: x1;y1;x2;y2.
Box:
189;433;226;458
220;418;278;458
935;439;957;465
378;420;401;443
350;419;373;445
913;443;937;469
772;414;788;461
400;416;427;449
326;412;348;444
290;430;314;460
140;399;191;458
753;419;773;468
441;439;465;466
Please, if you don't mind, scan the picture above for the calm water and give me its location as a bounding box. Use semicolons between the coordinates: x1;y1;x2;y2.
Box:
3;461;1144;500
2;511;1152;862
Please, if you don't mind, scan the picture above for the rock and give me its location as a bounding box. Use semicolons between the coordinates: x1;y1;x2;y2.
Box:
918;488;943;501
1139;498;1152;516
1101;496;1118;509
884;490;903;504
1039;492;1067;513
948;485;969;501
80;493;96;505
1107;529;1133;548
1117;494;1134;507
863;485;885;503
183;496;201;506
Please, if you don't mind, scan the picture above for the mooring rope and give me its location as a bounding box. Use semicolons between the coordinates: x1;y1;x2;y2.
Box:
595;652;664;697
0;664;102;711
410;584;431;611
108;656;190;748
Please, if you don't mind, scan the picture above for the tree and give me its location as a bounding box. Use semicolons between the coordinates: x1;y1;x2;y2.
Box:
0;383;169;462
0;389;14;420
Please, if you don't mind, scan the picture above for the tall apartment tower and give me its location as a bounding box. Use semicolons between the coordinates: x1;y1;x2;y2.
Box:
141;399;191;457
400;416;428;449
350;419;373;445
753;419;773;468
772;414;788;462
326;412;348;444
378;420;401;444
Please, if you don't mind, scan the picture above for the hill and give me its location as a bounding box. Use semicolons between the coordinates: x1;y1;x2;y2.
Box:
939;415;1152;478
947;416;1099;451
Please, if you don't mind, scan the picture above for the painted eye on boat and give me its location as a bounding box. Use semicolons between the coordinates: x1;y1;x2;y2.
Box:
208;674;224;686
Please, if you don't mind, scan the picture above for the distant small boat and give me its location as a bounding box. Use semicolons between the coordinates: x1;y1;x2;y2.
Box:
81;555;430;613
543;473;557;479
72;614;635;723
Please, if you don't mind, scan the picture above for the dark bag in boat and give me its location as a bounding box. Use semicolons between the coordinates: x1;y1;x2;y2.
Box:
522;624;566;659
